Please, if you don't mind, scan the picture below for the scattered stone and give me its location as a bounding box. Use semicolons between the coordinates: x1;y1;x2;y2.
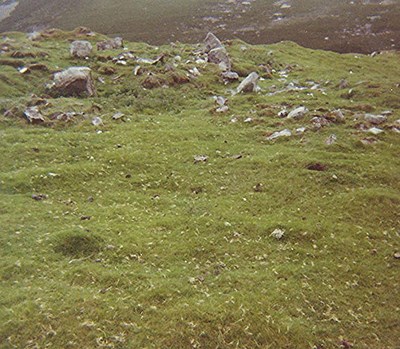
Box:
73;26;95;36
112;112;125;121
253;183;263;192
216;106;229;113
215;96;227;106
24;106;45;124
189;67;201;77
92;116;103;126
266;129;291;140
330;109;345;123
287;106;308;119
307;163;328;171
221;71;239;82
360;137;378;145
296;127;306;134
394;252;400;259
49;67;96;97
270;228;285;240
70;40;93;58
244;117;253;123
194;155;209;164
278;109;288;118
325;134;337;145
236;72;260;94
97;37;123;51
367;127;384;135
364;113;387;125
32;194;48;201
311;116;330;129
49;111;79;122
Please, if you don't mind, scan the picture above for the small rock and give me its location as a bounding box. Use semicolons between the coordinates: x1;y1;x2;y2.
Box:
266;129;292;140
364;113;387;125
97;37;123;51
325;134;337;145
215;96;227;106
367;127;384;135
221;71;239;82
32;194;48;201
70;40;93;58
296;127;306;134
394;252;400;259
270;228;285;240
244;117;253;123
287;106;308;119
330;109;345;123
360;137;378;145
24;106;45;124
278;109;288;118
92;117;103;126
194;155;208;164
216;106;229;113
236;72;260;94
112;112;125;120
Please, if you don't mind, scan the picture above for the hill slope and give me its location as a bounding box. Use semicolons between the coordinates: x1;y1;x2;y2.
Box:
0;29;399;348
0;0;400;53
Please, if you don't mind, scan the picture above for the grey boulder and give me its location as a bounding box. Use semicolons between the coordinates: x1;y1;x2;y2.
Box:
236;72;260;94
70;40;93;58
97;37;124;51
49;67;96;97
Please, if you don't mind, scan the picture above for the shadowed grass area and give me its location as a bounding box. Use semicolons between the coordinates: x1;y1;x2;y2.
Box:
0;29;399;349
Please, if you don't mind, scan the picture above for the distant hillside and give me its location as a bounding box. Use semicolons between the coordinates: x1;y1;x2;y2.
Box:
0;0;400;53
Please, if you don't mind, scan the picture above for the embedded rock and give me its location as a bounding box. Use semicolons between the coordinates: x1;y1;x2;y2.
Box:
49;67;96;97
24;106;45;124
266;129;292;140
97;37;124;51
364;113;387;125
287;106;308;119
70;40;93;58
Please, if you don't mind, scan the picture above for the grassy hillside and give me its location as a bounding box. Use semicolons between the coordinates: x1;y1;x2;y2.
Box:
0;29;399;348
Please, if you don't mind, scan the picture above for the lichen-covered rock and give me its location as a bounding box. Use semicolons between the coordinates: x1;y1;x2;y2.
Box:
49;67;96;97
236;72;260;93
97;37;124;51
70;40;93;58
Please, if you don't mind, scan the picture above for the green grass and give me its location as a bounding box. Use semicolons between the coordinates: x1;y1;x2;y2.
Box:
0;29;399;349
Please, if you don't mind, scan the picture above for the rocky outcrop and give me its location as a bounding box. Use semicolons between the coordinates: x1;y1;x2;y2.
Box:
49;67;96;97
97;37;124;51
236;72;260;93
204;32;223;53
24;106;45;124
70;40;93;58
204;32;231;71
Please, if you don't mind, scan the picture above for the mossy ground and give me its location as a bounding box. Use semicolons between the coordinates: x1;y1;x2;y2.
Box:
0;29;399;349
